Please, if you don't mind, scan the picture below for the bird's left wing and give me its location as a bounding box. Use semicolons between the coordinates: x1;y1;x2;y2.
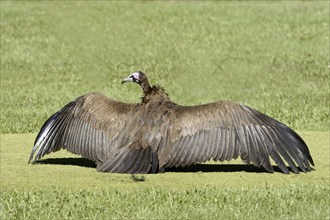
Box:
29;92;135;165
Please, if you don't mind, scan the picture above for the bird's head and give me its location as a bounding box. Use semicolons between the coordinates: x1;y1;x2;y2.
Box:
122;71;168;102
122;71;152;95
122;71;146;85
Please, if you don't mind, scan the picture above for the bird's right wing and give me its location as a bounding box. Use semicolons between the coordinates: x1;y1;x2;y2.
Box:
159;101;314;174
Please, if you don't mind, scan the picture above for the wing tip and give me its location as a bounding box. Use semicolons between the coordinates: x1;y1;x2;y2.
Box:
28;156;34;164
28;143;39;164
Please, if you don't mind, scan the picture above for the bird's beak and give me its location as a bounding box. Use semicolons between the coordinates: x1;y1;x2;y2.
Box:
121;77;133;84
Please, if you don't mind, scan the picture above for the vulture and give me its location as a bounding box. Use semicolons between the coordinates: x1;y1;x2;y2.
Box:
29;71;314;174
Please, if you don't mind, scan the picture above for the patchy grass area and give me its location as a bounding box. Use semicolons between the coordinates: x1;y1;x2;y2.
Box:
0;1;329;219
0;132;329;191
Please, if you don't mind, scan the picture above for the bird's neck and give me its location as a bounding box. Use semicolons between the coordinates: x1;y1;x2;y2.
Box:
141;79;152;95
141;85;170;104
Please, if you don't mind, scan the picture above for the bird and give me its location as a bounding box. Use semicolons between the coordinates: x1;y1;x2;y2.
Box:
29;71;314;174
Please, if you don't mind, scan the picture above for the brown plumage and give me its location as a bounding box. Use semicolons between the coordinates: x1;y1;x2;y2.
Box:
29;71;314;174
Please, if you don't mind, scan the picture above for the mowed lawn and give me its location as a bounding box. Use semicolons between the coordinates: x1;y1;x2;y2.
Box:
0;132;329;219
1;1;329;219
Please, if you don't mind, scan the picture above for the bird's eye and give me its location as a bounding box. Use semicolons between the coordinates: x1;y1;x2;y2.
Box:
129;73;141;83
131;75;140;83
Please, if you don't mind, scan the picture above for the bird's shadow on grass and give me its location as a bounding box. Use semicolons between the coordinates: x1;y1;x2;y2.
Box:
36;158;97;169
36;157;284;173
166;164;283;173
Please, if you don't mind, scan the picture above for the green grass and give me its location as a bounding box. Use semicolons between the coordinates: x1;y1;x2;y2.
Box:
1;184;329;219
1;1;329;219
1;1;329;133
0;132;329;219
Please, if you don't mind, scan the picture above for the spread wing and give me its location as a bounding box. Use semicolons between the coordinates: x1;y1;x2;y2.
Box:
29;92;160;173
160;101;314;174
